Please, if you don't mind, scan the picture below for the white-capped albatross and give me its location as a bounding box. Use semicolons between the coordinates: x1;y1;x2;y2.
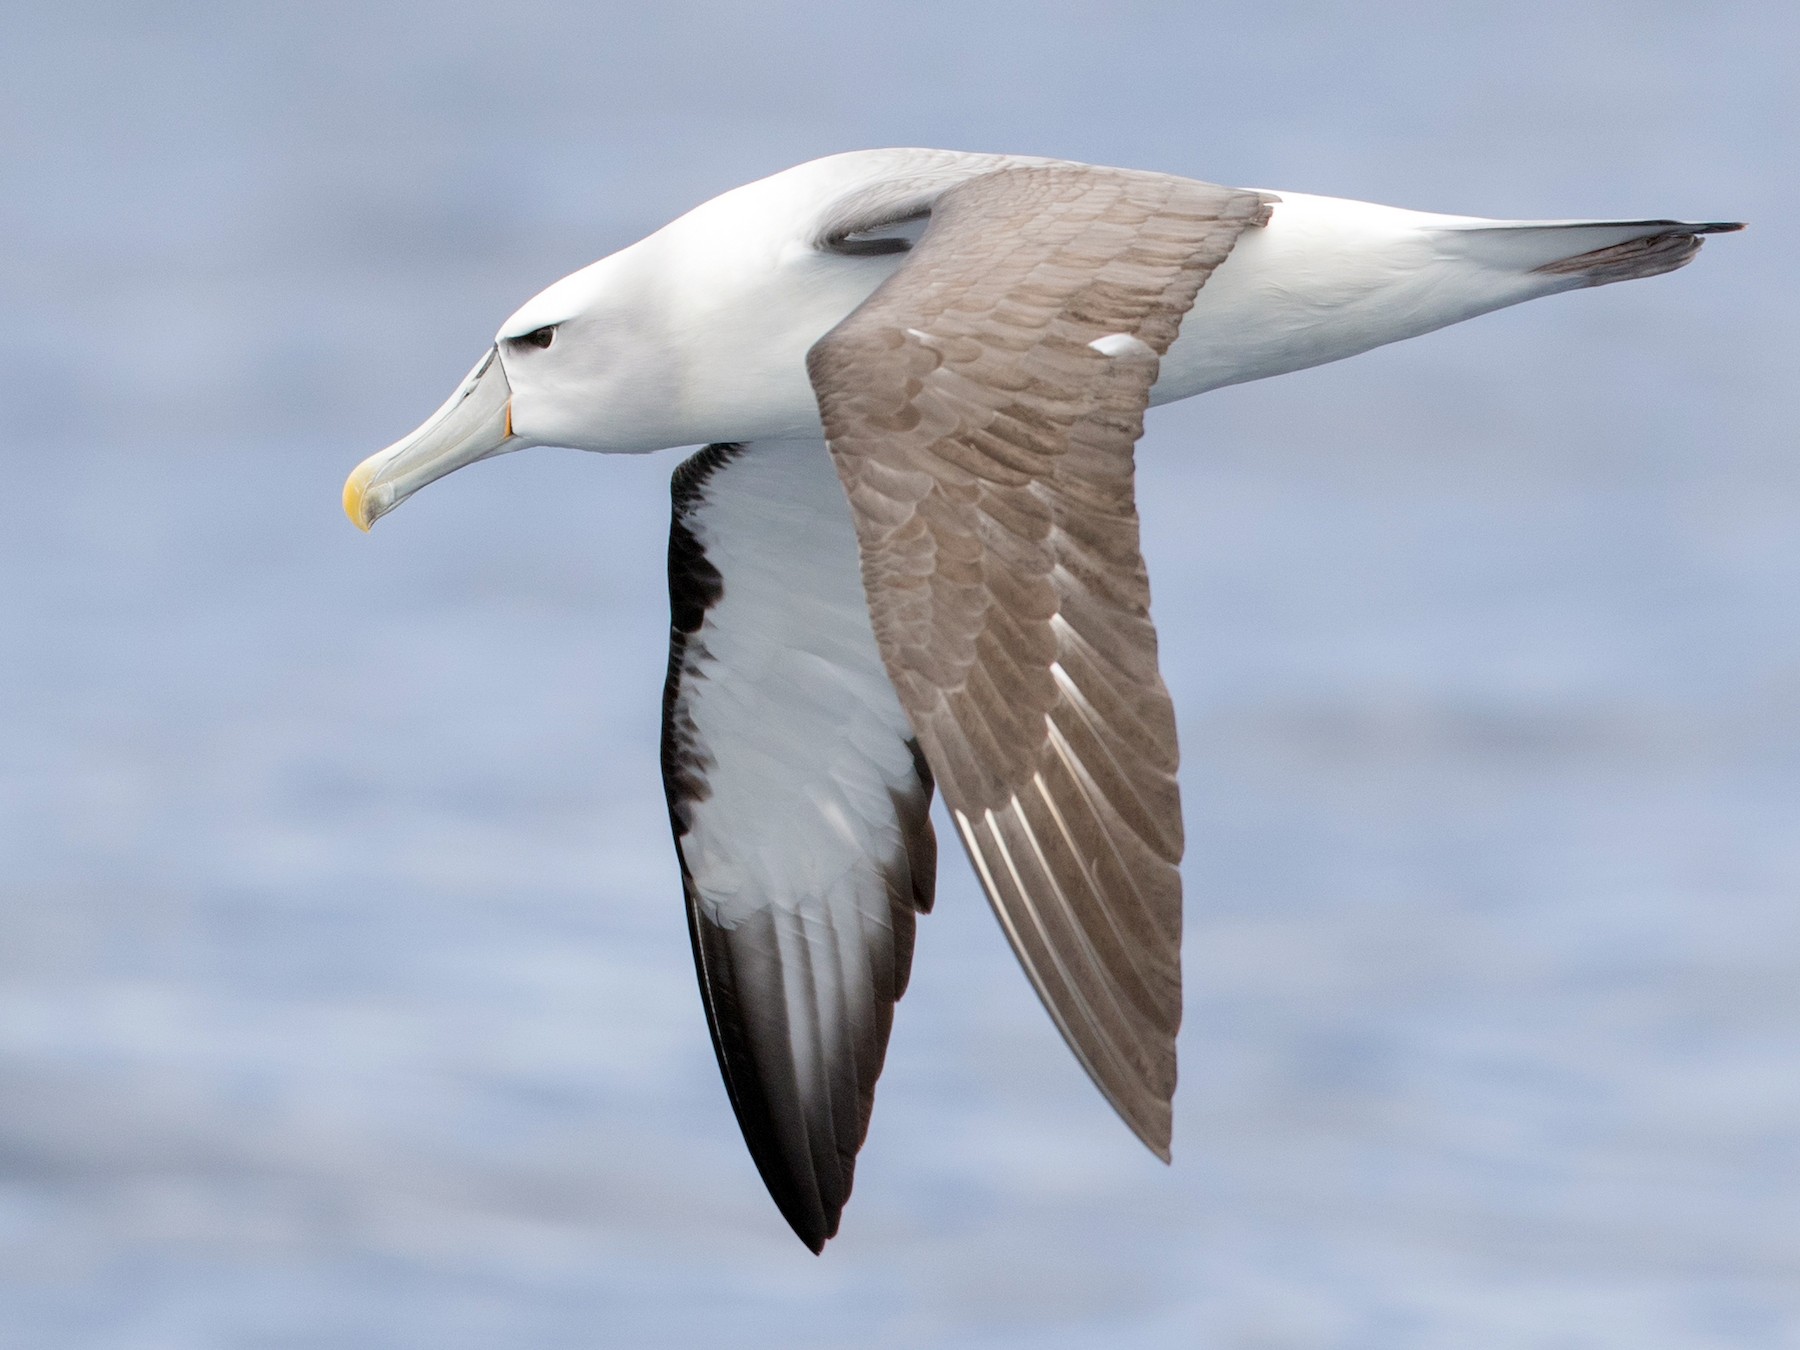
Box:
341;148;1741;1252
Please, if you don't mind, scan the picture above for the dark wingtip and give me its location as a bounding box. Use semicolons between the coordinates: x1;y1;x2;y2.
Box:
1693;221;1746;234
1117;1102;1174;1165
784;1206;836;1255
745;1140;846;1255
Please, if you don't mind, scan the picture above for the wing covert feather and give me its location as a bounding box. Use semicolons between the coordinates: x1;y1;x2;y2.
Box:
808;165;1272;1153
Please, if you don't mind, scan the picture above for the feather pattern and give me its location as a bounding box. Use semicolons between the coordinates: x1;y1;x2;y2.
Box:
809;164;1273;1153
661;439;936;1251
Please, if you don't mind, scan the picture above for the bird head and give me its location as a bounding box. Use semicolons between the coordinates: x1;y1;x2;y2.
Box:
341;241;692;530
341;150;964;531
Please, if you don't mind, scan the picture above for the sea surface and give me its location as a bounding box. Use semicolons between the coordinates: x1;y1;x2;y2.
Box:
2;4;1796;1346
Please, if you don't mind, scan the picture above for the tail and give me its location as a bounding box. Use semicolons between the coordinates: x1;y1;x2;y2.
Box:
1438;217;1744;288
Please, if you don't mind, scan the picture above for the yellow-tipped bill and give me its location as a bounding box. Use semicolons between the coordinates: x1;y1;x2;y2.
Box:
343;347;516;530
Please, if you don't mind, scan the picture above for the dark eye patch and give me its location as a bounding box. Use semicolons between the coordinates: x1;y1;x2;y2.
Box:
515;325;557;349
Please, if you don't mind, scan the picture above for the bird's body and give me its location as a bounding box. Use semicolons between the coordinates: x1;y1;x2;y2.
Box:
487;149;1727;452
344;148;1739;1250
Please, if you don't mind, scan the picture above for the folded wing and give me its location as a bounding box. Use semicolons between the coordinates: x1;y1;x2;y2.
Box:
661;440;936;1252
808;165;1273;1156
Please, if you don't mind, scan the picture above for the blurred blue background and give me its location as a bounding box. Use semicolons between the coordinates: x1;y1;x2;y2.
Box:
3;3;1795;1346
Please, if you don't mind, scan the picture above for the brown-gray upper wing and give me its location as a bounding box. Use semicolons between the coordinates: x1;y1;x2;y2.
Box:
807;164;1272;1155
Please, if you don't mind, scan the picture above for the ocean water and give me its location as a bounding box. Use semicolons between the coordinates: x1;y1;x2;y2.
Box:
2;3;1796;1346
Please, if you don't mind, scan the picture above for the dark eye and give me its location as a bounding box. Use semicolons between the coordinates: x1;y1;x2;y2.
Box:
514;325;557;350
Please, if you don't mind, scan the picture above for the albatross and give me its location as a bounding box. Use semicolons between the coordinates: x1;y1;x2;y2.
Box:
341;148;1740;1251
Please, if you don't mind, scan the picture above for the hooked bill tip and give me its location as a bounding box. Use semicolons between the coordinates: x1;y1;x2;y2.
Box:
342;457;379;531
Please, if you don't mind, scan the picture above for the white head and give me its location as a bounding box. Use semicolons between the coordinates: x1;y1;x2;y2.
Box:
490;238;685;456
342;149;984;530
